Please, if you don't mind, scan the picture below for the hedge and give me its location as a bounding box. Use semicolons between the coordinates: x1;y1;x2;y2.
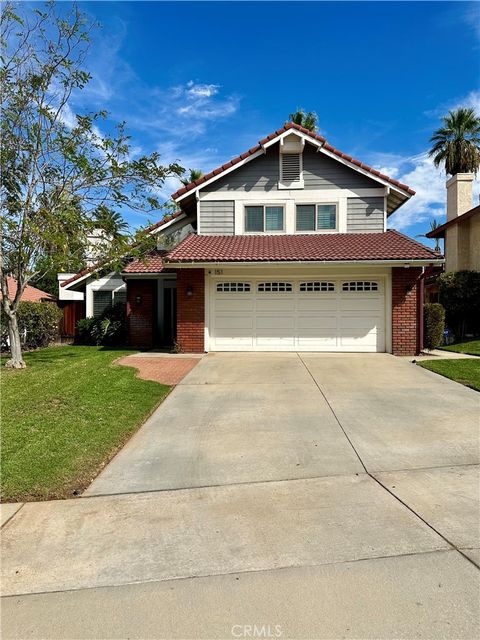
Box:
424;303;445;351
1;301;63;350
438;270;480;339
76;302;127;346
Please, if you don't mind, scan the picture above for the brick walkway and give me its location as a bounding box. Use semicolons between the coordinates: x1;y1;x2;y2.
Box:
117;356;200;385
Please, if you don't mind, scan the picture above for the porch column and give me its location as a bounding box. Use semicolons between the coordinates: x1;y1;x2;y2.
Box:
176;269;205;353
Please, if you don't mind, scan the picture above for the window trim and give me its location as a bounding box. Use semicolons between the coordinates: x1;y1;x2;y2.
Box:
295;202;338;234
244;204;286;234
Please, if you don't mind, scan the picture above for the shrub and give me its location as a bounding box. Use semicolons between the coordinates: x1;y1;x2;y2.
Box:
438;270;480;339
75;302;126;346
1;301;62;350
424;303;445;351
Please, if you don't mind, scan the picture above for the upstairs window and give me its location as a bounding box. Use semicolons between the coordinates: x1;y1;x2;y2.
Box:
296;204;337;232
245;206;284;232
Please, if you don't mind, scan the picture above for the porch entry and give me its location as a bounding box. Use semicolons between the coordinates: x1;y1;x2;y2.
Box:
156;277;177;347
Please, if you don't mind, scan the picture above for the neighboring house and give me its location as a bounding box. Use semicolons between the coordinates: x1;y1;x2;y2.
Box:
1;276;57;303
426;174;479;272
62;123;443;355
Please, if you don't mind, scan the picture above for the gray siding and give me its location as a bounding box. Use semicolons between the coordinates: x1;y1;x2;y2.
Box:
303;145;379;189
199;200;234;235
203;147;279;193
347;197;385;233
202;142;379;194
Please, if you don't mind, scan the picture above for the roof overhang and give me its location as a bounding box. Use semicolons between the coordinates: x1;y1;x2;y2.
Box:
427;205;480;238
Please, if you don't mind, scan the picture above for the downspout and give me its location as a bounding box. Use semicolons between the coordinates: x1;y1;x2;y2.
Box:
418;267;425;354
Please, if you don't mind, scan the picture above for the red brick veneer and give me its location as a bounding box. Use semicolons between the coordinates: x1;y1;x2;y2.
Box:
127;280;155;348
392;267;421;356
176;269;205;353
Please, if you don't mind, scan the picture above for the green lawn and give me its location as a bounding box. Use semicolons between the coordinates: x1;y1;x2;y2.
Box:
418;359;480;392
439;340;480;357
1;346;170;502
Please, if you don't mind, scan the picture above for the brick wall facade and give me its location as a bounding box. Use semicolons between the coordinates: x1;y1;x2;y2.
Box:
176;269;205;353
126;279;155;349
392;267;421;356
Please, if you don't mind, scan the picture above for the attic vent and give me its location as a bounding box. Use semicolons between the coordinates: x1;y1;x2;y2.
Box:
281;154;301;182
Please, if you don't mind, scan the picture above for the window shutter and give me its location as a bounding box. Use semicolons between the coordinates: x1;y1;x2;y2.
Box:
245;206;264;232
93;291;112;317
265;206;284;231
317;204;337;230
281;154;301;182
296;205;315;231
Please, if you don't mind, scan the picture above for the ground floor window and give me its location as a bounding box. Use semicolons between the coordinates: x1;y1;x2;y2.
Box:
93;288;126;317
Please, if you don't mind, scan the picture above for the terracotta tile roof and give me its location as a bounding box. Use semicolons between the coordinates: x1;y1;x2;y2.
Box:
61;212;183;287
165;231;440;264
122;250;167;274
171;122;415;200
1;277;57;302
427;204;480;238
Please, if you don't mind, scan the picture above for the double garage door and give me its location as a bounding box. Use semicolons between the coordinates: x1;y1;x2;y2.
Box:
210;277;386;352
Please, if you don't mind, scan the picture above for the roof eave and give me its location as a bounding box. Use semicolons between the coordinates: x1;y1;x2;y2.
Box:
164;258;444;268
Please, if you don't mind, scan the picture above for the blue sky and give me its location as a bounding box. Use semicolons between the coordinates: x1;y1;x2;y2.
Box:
67;1;480;244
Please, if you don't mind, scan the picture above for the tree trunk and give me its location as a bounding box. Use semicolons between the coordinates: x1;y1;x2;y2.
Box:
4;311;26;369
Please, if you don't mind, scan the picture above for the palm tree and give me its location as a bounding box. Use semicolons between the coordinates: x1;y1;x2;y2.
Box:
181;169;204;186
429;107;480;175
94;207;129;239
417;219;441;253
288;109;318;133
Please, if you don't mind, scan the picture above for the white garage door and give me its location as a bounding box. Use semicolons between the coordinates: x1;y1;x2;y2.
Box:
210;277;386;352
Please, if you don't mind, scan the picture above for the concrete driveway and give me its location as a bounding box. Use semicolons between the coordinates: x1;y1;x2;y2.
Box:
2;353;479;639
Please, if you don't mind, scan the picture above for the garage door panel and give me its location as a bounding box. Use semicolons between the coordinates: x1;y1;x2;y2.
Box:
215;299;254;312
256;298;295;312
297;315;338;330
298;297;337;312
211;277;386;352
256;315;295;330
215;316;254;330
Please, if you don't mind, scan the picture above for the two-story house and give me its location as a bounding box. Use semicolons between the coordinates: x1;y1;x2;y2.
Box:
62;123;443;355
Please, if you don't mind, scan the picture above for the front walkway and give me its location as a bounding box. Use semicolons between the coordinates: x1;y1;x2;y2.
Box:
2;353;479;639
116;352;203;385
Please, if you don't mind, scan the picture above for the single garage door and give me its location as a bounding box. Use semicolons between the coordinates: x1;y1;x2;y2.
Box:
210;277;386;352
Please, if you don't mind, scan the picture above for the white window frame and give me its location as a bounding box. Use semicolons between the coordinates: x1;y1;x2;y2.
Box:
278;152;304;190
244;204;286;234
295;202;339;234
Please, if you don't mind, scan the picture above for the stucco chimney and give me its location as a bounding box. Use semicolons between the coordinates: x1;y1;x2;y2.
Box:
446;173;474;221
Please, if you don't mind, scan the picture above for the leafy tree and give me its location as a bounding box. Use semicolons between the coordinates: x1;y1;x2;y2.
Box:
288;109;318;133
429;107;480;175
180;168;204;186
0;2;183;368
416;219;441;253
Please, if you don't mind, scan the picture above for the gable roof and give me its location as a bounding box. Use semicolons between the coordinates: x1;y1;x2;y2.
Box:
171;122;415;202
426;205;480;238
164;230;440;264
61;211;184;289
1;277;57;302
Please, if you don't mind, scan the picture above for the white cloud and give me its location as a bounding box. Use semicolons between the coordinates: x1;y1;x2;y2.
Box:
375;151;480;231
425;90;480;119
186;82;219;98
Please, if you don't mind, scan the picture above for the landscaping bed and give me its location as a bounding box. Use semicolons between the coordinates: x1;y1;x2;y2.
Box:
418;358;480;392
1;346;170;502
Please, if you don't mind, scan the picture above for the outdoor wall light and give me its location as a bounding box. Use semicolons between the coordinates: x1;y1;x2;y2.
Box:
135;295;142;305
186;285;194;297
